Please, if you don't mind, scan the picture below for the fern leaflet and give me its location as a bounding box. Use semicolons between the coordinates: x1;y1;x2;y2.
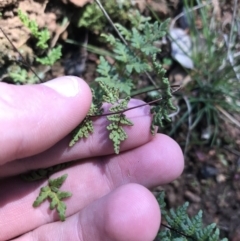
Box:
33;174;72;221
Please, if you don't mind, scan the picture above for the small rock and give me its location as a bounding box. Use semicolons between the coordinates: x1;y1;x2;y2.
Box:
216;174;226;183
200;165;218;179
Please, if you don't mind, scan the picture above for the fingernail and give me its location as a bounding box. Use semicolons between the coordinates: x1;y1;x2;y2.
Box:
43;76;79;97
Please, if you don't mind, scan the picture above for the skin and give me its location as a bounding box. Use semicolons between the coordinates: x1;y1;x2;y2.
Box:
0;76;184;241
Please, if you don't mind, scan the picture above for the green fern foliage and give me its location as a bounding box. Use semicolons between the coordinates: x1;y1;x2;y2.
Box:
21;163;70;181
69;88;103;147
18;9;50;50
33;174;72;221
9;10;62;84
106;97;133;154
7;66;38;84
78;0;134;33
95;17;175;131
70;15;175;153
36;45;62;66
98;81;133;153
150;55;176;133
70;81;133;154
157;192;228;241
96;19;169;95
69;115;94;147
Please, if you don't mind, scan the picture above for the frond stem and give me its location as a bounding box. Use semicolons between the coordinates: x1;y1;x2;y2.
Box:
160;222;196;240
90;86;181;118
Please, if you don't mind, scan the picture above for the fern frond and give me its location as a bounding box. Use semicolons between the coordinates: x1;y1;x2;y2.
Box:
98;80;120;103
157;192;228;241
128;10;151;31
18;9;50;50
96;56;112;76
69;87;104;147
106;97;133;154
36;45;62;65
107;125;127;154
101;33;116;45
8;66;38;84
33;174;72;221
36;29;50;49
115;23;131;40
18;9;38;37
114;41;129;63
69;117;94;147
8;67;28;83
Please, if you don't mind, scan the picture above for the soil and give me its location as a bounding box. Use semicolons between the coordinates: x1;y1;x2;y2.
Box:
1;0;240;240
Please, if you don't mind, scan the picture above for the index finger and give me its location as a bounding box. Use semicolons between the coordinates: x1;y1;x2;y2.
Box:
0;76;92;165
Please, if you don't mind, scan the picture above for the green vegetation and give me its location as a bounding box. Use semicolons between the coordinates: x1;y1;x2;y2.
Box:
33;174;72;221
170;0;240;146
1;1;231;239
8;10;62;84
77;0;143;33
17;7;176;221
18;9;50;50
70;13;175;154
157;192;227;241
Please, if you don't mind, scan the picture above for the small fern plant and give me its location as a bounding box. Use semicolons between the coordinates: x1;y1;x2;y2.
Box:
8;10;62;84
157;192;228;241
18;9;50;50
70;81;134;154
70;17;176;153
33;174;72;221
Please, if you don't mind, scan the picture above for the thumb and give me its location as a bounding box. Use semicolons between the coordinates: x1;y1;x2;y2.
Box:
0;76;92;165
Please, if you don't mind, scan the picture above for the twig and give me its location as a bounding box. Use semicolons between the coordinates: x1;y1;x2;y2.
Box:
216;104;240;128
51;17;70;48
95;0;128;46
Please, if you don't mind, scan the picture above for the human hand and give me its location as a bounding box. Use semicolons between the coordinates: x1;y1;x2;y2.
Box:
0;76;184;241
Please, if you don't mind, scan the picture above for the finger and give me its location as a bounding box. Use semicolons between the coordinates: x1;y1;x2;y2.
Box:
0;134;183;240
12;184;160;241
1;99;153;177
0;76;92;165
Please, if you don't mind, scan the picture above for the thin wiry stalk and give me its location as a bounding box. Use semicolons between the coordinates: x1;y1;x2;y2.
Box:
160;223;196;240
182;95;192;156
95;0;128;46
90;86;181;118
0;27;43;83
